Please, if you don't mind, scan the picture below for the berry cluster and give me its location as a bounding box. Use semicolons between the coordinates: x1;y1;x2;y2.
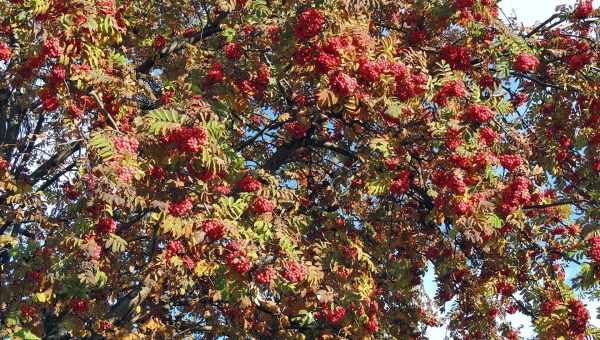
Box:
479;127;497;146
589;236;600;262
293;8;325;41
20;304;37;318
390;170;410;195
116;164;137;183
513;53;540;73
223;42;243;60
205;62;224;86
238;175;262;192
181;255;195;270
63;183;79;200
496;281;515;296
255;266;276;284
160;90;176;105
433;80;467;106
0;41;10;62
329;72;358;97
254;63;270;92
49;64;66;85
568;299;589;335
447;173;467;195
252;196;276;214
202;219;226;240
162;127;207;153
226;242;251;275
167;240;184;255
0;156;8;171
574;0;594;18
465;104;495;123
43;37;61;58
39;89;59;112
395;72;427;101
323;304;346;324
282;261;307;283
284;121;308;139
454;0;475;10
70;298;88;313
96;217;117;234
541;299;559;316
499;154;523;172
499;176;532;215
168;197;193;216
365;316;379;333
315;49;340;73
213;183;232;196
150;166;167;181
113;136;139;155
358;58;383;83
441;45;471;71
153;34;166;50
293;46;313;65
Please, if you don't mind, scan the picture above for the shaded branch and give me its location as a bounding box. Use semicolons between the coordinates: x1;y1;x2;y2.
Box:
28;141;81;183
523;199;595;210
135;12;228;74
525;13;560;38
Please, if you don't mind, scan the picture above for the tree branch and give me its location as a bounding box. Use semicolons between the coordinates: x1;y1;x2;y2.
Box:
28;141;81;183
523;199;595;210
525;13;560;38
135;12;228;74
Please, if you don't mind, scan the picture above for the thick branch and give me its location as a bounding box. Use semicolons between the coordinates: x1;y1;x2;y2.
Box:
523;199;595;210
28;141;81;183
235;120;287;152
263;137;310;172
135;12;228;74
525;14;559;38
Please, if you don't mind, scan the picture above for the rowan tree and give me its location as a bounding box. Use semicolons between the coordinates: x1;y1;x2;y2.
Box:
0;0;599;339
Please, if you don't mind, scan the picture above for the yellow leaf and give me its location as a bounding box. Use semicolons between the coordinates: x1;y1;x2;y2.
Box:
0;235;16;247
142;318;165;332
278;112;291;122
194;260;216;277
34;288;53;303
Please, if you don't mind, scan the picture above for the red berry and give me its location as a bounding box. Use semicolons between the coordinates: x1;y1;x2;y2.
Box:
96;217;117;234
202;219;226;240
282;261;307;283
513;53;540;73
252;196;276;214
293;9;325;41
255;266;276;284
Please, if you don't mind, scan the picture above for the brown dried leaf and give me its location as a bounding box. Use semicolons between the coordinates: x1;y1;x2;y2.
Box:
316;89;339;109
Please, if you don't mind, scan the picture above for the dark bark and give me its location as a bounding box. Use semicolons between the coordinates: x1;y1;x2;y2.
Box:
135;12;228;74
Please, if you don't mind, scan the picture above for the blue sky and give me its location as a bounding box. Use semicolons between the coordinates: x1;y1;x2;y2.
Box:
502;0;600;24
425;1;599;338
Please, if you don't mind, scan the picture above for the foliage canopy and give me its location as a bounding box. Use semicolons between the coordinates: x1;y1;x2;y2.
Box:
0;0;599;339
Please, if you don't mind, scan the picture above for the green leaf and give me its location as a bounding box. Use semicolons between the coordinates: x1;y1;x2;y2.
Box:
90;134;115;160
214;197;247;220
211;100;230;117
14;329;41;340
222;28;236;42
291;310;316;327
105;234;127;253
110;51;128;67
486;213;503;229
366;177;389;196
385;99;403;118
146;109;185;135
95;270;108;287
